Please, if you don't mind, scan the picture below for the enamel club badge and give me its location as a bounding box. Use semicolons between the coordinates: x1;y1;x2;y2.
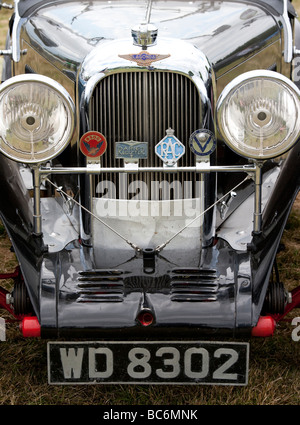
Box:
155;128;185;166
80;131;107;158
189;129;216;157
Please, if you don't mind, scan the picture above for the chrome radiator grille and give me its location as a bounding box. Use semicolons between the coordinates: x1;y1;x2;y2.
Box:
89;71;203;199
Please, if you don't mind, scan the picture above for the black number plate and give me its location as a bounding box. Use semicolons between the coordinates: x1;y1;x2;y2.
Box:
47;341;249;385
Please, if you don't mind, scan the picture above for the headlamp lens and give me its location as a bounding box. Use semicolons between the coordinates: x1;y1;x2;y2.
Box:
217;71;300;159
0;75;75;163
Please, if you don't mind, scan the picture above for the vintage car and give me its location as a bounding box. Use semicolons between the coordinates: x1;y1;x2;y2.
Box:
0;0;299;385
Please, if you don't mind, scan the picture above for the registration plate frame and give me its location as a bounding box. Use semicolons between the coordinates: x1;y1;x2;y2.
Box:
47;340;249;386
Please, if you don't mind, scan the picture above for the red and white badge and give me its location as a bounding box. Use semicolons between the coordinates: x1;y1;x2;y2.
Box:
80;131;107;158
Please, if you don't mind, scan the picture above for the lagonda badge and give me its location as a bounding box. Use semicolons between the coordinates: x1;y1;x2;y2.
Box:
189;129;216;157
115;141;148;159
80;131;107;158
119;51;170;67
155;128;185;166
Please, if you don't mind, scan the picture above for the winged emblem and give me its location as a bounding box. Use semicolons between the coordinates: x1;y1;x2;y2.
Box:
119;51;170;67
83;140;104;157
80;131;107;158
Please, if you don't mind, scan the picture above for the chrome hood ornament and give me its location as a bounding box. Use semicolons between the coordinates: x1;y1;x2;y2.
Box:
131;22;158;49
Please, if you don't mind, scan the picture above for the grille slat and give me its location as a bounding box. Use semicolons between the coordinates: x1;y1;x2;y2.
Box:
90;71;203;200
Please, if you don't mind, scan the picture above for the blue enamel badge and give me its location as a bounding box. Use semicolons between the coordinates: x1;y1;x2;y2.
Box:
189;129;216;157
155;128;185;166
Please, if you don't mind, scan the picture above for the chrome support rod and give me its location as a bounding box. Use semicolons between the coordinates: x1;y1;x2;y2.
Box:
32;166;42;236
253;162;263;233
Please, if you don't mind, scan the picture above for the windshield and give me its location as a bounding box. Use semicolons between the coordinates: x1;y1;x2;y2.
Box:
17;0;295;18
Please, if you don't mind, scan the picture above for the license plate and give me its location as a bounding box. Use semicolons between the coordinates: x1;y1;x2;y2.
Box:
47;340;249;385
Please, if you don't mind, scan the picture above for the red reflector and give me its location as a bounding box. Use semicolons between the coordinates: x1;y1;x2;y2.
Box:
20;316;41;338
251;316;276;337
138;311;154;327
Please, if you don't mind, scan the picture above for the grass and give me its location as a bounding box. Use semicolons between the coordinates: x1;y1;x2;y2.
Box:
0;0;299;407
0;323;299;405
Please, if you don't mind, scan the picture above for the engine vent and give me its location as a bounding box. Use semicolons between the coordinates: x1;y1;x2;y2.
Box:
170;268;219;302
76;270;124;302
75;268;219;302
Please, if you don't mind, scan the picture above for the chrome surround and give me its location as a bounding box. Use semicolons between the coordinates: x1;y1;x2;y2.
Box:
80;38;211;102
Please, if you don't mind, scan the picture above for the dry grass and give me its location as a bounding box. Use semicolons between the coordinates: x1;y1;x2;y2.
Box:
0;0;299;407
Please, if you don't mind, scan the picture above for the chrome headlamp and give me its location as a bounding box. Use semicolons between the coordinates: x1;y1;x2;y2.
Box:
216;70;300;159
0;74;75;164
